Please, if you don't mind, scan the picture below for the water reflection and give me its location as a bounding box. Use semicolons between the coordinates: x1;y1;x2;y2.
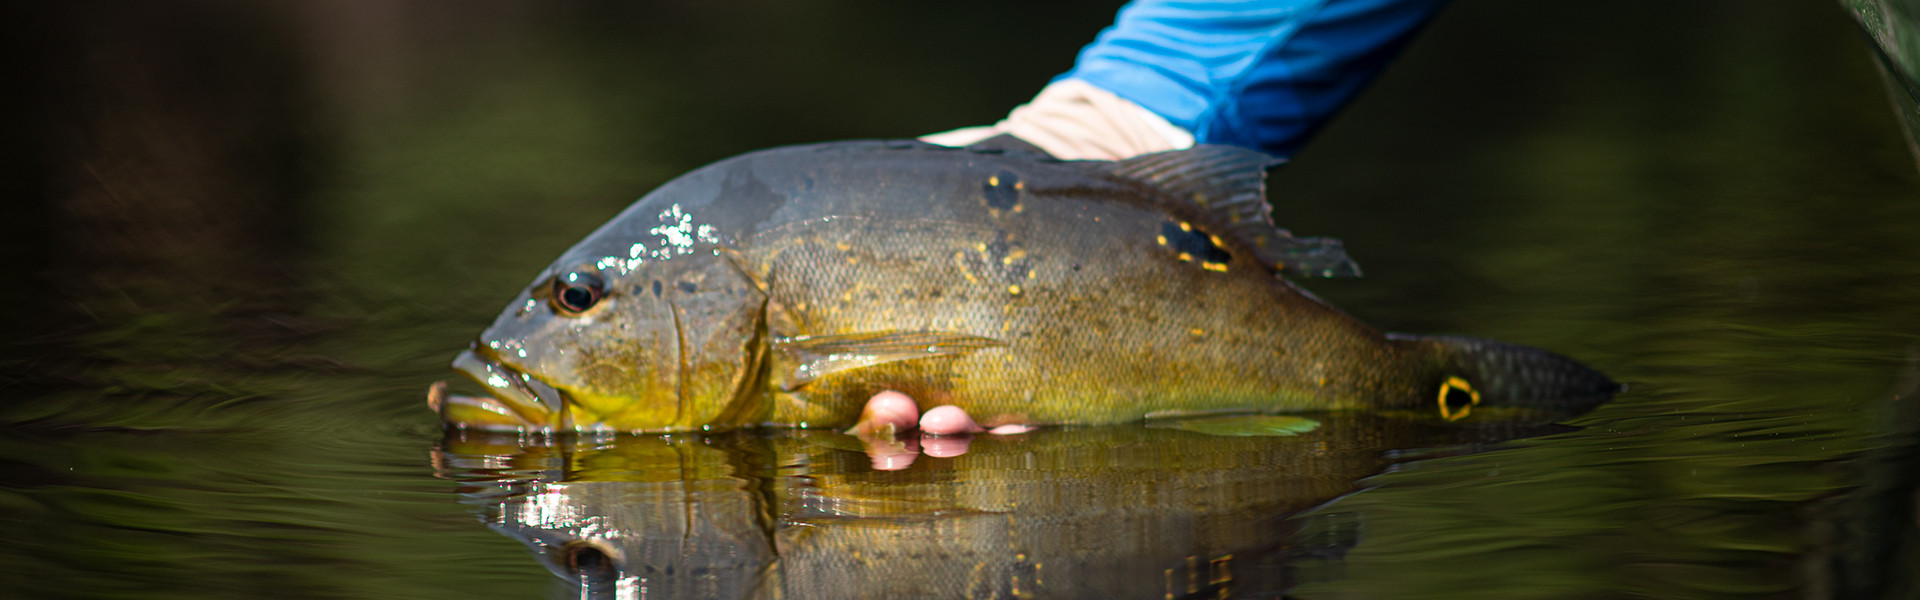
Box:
435;415;1578;599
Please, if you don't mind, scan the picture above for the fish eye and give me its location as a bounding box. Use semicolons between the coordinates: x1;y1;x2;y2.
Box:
1438;376;1480;421
561;540;616;579
551;272;606;315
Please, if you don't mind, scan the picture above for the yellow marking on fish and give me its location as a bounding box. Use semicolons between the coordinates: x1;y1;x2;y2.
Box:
1208;234;1227;247
1316;376;1328;387
975;242;988;253
1202;261;1229;272
1007;284;1022;296
1178;221;1193;232
1002;248;1027;265
835;241;851;251
1189;328;1205;337
1438;376;1481;421
1156;235;1169;246
1013;204;1024;213
988;175;1000;186
847;256;860;265
1027;270;1036;279
1176;252;1193;262
954;251;979;283
1014;181;1024;190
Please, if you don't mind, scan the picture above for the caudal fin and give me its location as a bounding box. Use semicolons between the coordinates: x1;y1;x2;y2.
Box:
1396;334;1619;417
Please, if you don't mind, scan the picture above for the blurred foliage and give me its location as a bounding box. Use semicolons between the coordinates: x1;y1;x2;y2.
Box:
0;0;1915;599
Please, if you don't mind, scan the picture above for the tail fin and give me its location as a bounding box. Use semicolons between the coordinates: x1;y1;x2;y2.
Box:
1393;334;1619;419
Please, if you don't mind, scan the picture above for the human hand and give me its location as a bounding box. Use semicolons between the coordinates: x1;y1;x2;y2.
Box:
848;390;1034;470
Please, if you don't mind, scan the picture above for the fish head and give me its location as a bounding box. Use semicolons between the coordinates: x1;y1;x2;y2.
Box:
451;208;769;432
1390;334;1620;422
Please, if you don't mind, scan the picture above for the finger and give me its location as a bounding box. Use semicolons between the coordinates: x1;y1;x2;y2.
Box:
920;405;985;436
848;390;920;438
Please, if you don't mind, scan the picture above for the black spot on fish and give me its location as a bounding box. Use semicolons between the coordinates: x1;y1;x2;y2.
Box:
1071;264;1081;271
960;228;1037;286
652;280;664;298
708;169;790;240
983;170;1020;211
1158;221;1233;265
985;234;1012;259
678;281;697;294
1007;262;1031;282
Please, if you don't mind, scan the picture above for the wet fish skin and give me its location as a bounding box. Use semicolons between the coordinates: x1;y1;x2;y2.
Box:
452;140;1615;432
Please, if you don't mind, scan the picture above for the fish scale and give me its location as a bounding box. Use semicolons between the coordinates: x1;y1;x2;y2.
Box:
444;140;1616;432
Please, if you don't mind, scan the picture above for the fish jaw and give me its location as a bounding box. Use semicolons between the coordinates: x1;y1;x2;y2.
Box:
445;346;569;432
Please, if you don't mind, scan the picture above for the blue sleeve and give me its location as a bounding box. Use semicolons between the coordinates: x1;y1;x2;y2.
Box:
1057;0;1449;157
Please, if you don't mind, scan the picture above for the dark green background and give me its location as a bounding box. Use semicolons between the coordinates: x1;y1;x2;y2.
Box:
2;1;1915;598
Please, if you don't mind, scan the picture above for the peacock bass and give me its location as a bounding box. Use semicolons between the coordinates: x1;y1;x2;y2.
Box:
439;140;1616;432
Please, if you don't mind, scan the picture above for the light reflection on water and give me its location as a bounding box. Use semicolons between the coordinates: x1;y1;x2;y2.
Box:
432;416;1578;599
2;1;1918;599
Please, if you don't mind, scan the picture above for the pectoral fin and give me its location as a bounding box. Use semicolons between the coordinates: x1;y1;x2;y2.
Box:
773;330;1005;391
1150;414;1322;437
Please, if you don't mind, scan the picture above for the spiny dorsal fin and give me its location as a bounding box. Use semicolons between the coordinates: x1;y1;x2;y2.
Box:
1108;145;1362;278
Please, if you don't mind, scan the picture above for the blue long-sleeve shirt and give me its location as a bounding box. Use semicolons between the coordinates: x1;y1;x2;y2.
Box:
1057;0;1449;157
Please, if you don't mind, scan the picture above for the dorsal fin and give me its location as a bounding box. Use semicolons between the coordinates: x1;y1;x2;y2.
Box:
1107;145;1362;278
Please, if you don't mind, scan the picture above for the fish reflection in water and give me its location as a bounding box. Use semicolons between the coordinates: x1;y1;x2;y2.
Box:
434;414;1579;599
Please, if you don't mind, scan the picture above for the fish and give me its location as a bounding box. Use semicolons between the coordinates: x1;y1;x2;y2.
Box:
441;140;1617;432
432;414;1580;599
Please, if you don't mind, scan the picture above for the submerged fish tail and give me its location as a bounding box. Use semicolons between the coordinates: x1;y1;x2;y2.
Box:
1388;334;1618;420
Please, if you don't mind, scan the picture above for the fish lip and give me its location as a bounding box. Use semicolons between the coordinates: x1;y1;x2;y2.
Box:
451;344;569;430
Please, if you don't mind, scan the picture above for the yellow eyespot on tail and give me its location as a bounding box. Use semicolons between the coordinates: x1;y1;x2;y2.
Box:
1438;376;1480;421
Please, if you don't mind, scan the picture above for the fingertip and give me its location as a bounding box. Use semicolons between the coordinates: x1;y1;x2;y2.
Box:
869;390;919;417
920;405;984;436
850;390;921;437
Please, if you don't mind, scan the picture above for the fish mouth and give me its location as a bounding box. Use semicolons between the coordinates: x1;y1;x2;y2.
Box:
441;345;570;432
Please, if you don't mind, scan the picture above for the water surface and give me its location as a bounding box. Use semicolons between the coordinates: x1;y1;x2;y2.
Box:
2;1;1917;598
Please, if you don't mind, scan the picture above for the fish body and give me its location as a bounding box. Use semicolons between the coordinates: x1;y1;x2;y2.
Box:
448;141;1614;432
